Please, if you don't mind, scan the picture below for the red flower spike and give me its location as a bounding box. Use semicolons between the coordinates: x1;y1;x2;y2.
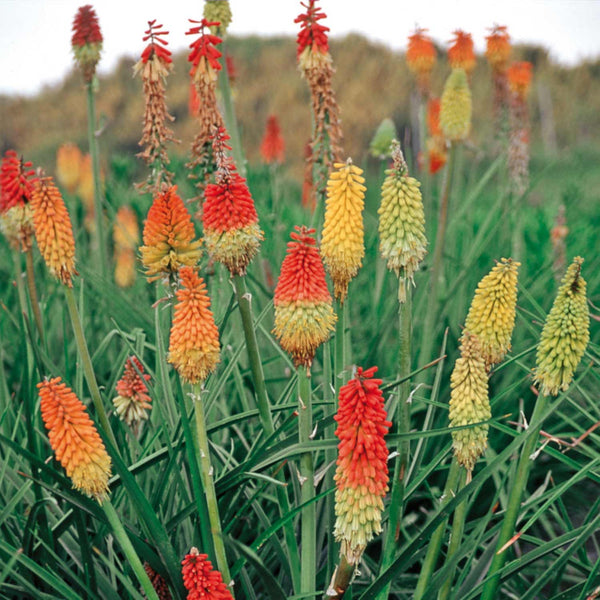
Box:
333;366;392;563
187;18;223;75
0;150;36;213
295;0;330;57
71;4;103;47
260;115;285;164
181;547;233;600
140;20;172;64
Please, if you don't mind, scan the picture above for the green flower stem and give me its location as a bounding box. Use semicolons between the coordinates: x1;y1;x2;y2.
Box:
438;467;468;600
327;554;354;599
378;285;413;600
25;248;44;344
232;273;301;593
334;298;346;396
86;81;108;278
419;141;458;374
101;499;160;600
63;285;116;448
298;365;316;597
413;458;461;600
219;46;245;176
192;383;233;594
481;393;550;600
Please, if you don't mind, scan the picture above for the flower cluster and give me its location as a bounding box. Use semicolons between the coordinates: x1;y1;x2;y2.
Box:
181;547;233;600
168;267;220;384
139;185;202;282
202;128;263;275
39;377;112;502
321;160;366;302
378;141;427;301
203;0;232;37
448;30;475;74
56;144;83;195
440;68;472;142
0;150;36;251
426;99;447;173
333;367;391;564
406;27;436;95
112;356;152;428
71;5;103;83
273;226;336;368
113;206;139;287
260;115;285;165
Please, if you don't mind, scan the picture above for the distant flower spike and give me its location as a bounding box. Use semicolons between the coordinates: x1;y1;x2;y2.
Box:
440;68;472;141
534;257;589;396
56;144;83;195
378;141;428;301
168;267;220;384
449;332;490;472
425;99;447;173
507;61;533;100
143;563;173;600
202;127;263;275
112;356;152;428
31;174;77;287
139;185;202;282
321;160;366;302
204;1;232;37
39;377;111;502
464;258;520;368
406;27;436;95
260;115;286;165
485;25;511;72
0;150;36;251
334;367;391;564
273;226;336;368
448;30;475;74
369;118;398;159
181;547;233;600
71;5;103;83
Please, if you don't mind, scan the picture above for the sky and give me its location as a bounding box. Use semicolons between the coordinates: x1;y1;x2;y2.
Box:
1;0;599;96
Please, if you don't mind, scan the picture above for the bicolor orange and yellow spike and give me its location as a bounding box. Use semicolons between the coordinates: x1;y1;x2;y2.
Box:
39;377;111;502
273;226;336;368
168;267;220;384
321;160;365;303
140;185;202;282
31;174;77;287
334;366;391;564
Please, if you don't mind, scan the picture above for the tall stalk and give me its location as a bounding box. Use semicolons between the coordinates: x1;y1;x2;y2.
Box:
191;383;233;593
298;365;316;597
414;458;461;600
24;248;44;343
102;500;160;600
419;142;458;372
378;286;413;599
334;299;346;396
86;81;108;278
232;274;301;593
481;393;550;600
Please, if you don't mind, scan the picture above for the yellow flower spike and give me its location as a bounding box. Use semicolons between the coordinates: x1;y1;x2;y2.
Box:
533;257;590;396
378;141;427;302
321;159;366;303
449;332;490;473
464;258;520;368
440;68;472;142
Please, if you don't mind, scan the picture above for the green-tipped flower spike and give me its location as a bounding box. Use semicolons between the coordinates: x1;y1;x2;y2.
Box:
464;258;520;368
440;68;472;141
378;140;427;302
533;257;590;396
449;332;490;473
369;118;398;159
203;0;233;37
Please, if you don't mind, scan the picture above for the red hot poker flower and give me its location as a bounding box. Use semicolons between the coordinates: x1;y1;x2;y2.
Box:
181;547;233;600
260;115;285;164
71;5;103;82
0;150;35;213
406;27;436;93
485;25;511;72
295;0;330;58
508;61;533;99
334;366;391;563
112;356;152;428
140;20;172;64
187;18;222;80
448;30;475;74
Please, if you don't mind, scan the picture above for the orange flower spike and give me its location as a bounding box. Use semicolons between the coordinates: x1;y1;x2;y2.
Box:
486;25;511;72
31;174;77;287
140;185;202;282
202;127;263;275
406;27;436;94
181;547;233;600
448;30;476;74
273;226;336;368
39;377;111;502
56;144;83;195
260;115;286;165
168;267;220;384
71;5;103;83
508;61;533;99
0;150;36;251
427;98;442;137
112;356;152;427
113;206;139;252
334;366;392;564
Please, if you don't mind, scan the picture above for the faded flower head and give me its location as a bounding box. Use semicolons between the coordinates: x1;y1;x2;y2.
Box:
273;226;336;368
112;356;152;428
